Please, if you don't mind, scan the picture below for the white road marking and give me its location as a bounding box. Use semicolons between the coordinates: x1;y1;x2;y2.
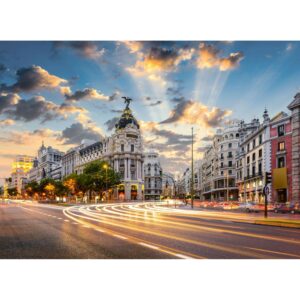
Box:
139;242;159;250
58;217;62;220
82;225;90;228
174;254;193;259
72;222;78;225
113;234;127;240
64;220;69;222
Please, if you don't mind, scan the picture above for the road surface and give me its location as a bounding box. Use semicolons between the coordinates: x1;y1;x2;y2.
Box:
0;201;300;258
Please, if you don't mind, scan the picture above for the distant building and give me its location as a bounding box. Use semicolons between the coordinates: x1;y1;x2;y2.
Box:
144;151;162;200
162;172;176;198
28;142;64;183
10;155;34;194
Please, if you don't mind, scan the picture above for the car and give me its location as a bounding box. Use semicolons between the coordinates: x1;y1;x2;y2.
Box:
239;202;261;213
274;202;300;214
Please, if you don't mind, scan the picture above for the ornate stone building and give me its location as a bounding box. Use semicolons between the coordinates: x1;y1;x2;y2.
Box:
71;99;145;201
288;93;300;203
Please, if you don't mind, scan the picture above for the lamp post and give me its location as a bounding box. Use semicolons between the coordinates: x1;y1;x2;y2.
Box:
103;164;108;202
191;127;194;209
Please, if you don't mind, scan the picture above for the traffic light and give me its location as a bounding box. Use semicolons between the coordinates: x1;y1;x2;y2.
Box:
265;172;272;185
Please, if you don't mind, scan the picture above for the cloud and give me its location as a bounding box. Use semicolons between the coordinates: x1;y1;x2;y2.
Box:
0;93;88;123
286;43;293;52
170;96;185;103
60;122;103;145
160;100;232;128
105;117;119;131
53;41;105;60
108;91;120;101
147;100;162;107
0;128;59;145
126;45;195;85
63;88;109;102
0;119;15;126
122;41;144;53
0;93;20;113
201;135;214;142
0;65;67;93
196;43;244;71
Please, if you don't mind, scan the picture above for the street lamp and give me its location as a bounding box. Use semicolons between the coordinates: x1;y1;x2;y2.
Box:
103;164;108;202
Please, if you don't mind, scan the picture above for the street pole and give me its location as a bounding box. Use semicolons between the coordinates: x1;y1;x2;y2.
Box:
227;171;229;201
106;167;108;202
191;127;194;209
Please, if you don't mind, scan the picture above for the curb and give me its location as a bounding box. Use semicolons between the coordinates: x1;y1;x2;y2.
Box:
254;220;300;229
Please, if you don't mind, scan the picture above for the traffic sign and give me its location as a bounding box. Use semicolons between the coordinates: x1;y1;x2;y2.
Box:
263;185;269;196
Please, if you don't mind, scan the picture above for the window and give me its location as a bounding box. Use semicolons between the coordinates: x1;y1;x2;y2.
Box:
252;153;256;161
247;144;250;152
131;144;134;152
258;162;262;174
228;161;232;167
259;134;262;144
278;141;285;151
228;170;232;175
121;144;124;152
259;149;262;158
228;152;232;158
252;139;256;148
228;143;232;148
278;125;285;137
278;157;285;168
247;156;250;164
252;166;256;176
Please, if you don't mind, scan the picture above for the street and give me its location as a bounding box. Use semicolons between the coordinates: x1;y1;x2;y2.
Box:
0;201;300;259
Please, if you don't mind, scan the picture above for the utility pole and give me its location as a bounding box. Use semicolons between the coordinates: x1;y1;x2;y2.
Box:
191;127;194;209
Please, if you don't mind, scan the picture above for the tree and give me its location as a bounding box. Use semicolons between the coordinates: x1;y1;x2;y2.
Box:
7;187;17;197
0;186;3;196
25;181;39;197
83;160;121;201
55;181;68;198
39;178;57;201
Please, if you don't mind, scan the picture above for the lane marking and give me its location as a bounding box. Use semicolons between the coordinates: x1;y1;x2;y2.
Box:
72;222;78;225
64;220;69;222
58;217;62;220
139;242;159;250
82;225;90;228
113;234;127;240
175;254;194;259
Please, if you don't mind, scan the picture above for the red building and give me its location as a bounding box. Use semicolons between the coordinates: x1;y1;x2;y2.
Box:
270;112;292;202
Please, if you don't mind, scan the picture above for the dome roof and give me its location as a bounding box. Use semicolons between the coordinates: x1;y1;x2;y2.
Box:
115;108;140;130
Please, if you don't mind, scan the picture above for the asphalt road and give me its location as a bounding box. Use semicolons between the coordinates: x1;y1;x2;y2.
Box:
1;201;300;259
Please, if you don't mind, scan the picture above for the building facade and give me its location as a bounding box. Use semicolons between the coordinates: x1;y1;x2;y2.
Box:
144;151;162;200
270;112;293;202
28;143;64;183
10;155;34;194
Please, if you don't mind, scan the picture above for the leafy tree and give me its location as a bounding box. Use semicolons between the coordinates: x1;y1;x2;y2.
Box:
0;186;3;196
7;187;17;197
39;178;57;200
25;181;39;197
54;181;68;197
83;160;121;201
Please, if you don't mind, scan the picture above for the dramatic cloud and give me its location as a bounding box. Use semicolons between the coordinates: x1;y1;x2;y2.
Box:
53;41;105;60
108;91;120;101
201;135;214;142
0;65;67;93
196;43;244;71
0;93;87;123
105;117;119;131
160;100;232;128
170;96;185;103
126;45;195;85
63;88;109;102
60;122;103;145
0;93;20;113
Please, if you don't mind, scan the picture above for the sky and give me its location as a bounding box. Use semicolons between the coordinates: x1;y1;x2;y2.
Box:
0;41;300;182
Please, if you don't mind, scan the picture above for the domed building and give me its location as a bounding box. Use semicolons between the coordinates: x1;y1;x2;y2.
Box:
105;100;144;201
72;97;145;201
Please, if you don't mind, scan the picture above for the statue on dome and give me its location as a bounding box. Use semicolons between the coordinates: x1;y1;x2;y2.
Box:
122;96;132;109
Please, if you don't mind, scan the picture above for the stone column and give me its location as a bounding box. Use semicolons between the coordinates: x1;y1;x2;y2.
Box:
288;93;300;203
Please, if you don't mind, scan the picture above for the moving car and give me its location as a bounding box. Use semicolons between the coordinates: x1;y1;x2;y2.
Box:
274;202;300;214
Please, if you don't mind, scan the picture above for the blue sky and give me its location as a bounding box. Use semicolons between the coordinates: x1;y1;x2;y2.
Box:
0;41;299;178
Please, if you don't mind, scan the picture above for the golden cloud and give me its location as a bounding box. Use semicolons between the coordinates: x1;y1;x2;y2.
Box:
197;43;244;71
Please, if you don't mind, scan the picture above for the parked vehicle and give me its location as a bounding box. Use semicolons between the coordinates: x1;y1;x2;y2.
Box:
274;202;300;214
